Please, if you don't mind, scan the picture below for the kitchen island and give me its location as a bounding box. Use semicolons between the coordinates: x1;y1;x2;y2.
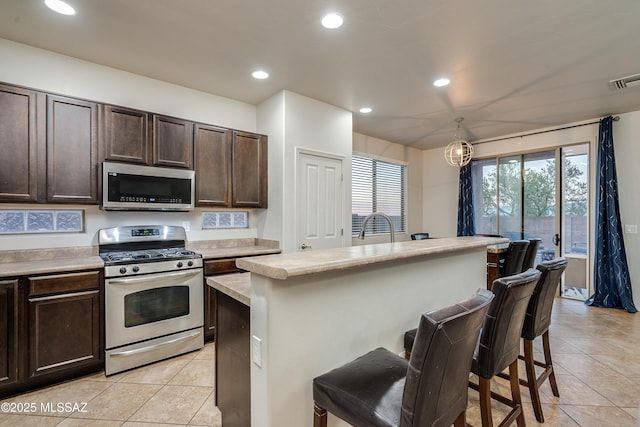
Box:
234;235;506;427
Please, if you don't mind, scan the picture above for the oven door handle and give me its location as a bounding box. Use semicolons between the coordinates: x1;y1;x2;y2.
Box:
107;269;202;286
110;330;202;357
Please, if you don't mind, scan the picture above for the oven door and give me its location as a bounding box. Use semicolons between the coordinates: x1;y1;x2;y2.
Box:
106;268;203;349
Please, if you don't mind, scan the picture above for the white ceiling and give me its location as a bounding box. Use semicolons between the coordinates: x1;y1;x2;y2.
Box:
2;0;640;149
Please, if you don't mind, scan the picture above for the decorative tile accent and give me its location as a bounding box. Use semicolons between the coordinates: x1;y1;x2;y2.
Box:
0;209;84;234
202;211;248;229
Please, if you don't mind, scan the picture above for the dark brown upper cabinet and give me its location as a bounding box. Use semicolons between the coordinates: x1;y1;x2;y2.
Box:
153;115;193;169
0;85;98;204
102;105;193;169
194;124;232;206
46;95;99;203
232;131;268;208
0;84;39;202
195;128;268;208
102;104;150;165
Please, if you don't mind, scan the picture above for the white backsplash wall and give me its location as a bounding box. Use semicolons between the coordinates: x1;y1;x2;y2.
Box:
0;205;259;250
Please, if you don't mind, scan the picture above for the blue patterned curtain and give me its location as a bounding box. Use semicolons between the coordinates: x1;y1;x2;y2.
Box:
457;163;475;236
586;116;637;313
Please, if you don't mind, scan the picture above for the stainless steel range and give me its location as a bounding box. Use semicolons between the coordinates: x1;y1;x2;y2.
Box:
99;225;204;376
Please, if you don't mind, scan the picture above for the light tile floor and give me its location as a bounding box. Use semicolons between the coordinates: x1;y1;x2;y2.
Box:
1;298;639;426
0;343;221;427
466;298;640;427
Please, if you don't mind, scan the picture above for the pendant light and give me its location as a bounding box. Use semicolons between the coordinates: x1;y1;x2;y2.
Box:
444;117;474;167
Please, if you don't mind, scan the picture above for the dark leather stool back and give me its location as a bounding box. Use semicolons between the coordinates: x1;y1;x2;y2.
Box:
523;257;567;340
473;268;540;378
521;238;542;271
402;288;494;426
499;240;529;276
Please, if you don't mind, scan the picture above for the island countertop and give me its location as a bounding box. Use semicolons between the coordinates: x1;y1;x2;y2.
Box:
236;236;508;280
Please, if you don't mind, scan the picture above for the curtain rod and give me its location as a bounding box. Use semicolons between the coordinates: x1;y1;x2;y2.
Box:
472;115;620;145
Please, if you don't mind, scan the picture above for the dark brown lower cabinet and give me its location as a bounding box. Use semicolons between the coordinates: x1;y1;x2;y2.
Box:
0;270;104;398
0;279;20;388
215;291;250;427
204;258;243;342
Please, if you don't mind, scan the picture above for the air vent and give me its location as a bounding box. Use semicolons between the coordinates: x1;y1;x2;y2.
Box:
609;73;640;90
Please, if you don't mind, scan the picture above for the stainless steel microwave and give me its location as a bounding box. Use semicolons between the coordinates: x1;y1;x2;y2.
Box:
102;162;195;211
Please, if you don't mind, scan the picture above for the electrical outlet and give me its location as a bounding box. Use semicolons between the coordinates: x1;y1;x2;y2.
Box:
625;224;638;234
182;221;190;232
252;335;262;367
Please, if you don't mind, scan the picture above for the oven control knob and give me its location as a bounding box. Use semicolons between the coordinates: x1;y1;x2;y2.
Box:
119;267;127;275
187;260;194;267
177;261;184;268
132;265;140;273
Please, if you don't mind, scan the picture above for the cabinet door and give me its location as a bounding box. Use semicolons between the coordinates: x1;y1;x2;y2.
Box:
102;105;150;165
0;280;20;387
232;131;268;208
153;115;194;169
27;272;102;378
203;258;242;342
46;95;99;203
0;84;39;201
195;124;232;206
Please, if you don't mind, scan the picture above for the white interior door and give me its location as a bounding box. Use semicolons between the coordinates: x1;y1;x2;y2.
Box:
296;152;343;251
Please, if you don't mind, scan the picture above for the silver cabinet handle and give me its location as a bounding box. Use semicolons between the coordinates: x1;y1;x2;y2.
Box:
300;243;312;250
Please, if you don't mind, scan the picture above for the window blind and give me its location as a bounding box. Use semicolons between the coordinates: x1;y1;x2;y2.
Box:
352;155;406;236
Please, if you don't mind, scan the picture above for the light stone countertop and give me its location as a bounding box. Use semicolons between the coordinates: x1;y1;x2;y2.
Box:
206;272;251;306
0;256;104;277
236;236;509;280
0;238;280;278
188;238;280;259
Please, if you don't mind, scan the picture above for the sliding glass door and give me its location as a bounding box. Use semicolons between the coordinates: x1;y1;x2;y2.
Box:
472;145;590;299
560;145;589;299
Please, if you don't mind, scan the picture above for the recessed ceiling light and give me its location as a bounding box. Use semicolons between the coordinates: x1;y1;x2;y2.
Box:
433;78;450;87
322;13;343;29
359;107;372;114
44;0;76;15
252;70;269;80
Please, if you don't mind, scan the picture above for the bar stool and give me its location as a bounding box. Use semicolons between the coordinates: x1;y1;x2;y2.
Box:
468;268;540;427
411;232;430;240
521;238;542;271
519;258;567;422
312;289;494;427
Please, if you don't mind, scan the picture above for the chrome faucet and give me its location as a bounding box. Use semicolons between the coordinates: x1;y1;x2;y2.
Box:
357;212;395;243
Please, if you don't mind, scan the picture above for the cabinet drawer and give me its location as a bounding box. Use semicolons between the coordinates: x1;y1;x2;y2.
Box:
28;271;101;297
204;259;241;276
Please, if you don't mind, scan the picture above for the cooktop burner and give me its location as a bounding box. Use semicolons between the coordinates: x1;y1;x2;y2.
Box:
98;225;203;267
100;248;200;264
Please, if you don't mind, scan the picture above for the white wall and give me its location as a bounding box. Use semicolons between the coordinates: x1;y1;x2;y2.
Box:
423;115;640;308
352;132;424;244
422;147;460;238
0;38;260;250
257;91;352;253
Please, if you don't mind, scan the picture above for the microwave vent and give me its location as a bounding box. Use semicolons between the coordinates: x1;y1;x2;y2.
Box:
609;73;640;90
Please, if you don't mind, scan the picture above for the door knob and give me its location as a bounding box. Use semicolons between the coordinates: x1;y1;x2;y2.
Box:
300;243;312;250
